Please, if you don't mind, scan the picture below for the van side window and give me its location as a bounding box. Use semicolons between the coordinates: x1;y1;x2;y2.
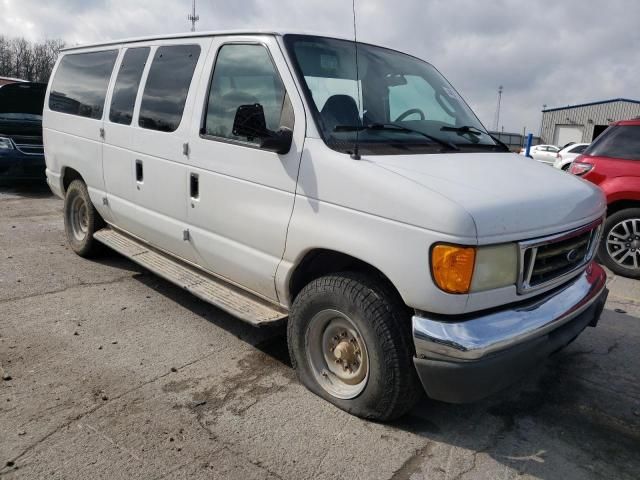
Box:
139;45;201;132
109;47;150;125
49;50;118;119
204;44;294;145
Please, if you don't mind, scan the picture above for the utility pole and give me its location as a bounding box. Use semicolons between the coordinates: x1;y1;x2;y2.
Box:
188;0;200;32
493;85;503;131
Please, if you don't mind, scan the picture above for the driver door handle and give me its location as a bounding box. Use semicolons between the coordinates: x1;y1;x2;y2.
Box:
190;173;199;200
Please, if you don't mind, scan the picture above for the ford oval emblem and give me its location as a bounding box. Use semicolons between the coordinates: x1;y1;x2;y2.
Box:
566;248;579;262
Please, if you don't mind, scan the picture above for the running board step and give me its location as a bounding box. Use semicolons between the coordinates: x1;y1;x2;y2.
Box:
94;228;288;326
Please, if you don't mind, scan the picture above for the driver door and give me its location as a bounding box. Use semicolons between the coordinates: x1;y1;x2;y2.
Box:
184;35;305;302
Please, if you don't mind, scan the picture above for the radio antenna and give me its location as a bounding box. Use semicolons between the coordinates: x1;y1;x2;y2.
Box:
188;0;200;32
350;0;362;160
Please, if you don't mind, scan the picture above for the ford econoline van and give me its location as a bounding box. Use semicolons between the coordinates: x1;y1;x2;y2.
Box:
43;31;608;421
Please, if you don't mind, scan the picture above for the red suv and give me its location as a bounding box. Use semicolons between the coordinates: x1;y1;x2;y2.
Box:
570;119;640;278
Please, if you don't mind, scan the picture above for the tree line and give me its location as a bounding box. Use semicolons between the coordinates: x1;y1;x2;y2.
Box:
0;36;66;84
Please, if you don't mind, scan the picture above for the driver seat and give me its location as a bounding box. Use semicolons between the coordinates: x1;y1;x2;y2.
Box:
320;94;361;133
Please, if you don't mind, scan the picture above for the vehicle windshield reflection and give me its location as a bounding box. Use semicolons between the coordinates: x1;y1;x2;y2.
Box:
285;34;500;155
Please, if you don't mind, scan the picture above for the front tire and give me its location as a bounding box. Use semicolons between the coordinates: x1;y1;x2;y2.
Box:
287;273;422;421
598;208;640;278
64;180;104;257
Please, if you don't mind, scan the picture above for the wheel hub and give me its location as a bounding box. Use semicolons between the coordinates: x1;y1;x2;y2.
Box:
330;335;362;378
306;310;369;399
67;194;90;242
334;340;356;365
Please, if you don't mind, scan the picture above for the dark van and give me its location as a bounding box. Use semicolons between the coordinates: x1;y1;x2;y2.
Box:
0;82;47;182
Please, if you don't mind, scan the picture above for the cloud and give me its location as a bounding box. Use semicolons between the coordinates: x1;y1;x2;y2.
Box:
1;0;638;133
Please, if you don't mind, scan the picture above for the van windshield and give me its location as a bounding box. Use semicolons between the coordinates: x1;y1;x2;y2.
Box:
284;34;501;155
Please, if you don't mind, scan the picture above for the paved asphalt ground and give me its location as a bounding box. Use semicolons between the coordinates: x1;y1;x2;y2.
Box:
1;185;639;480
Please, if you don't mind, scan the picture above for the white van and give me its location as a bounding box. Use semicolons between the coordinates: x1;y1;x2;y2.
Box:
43;31;608;421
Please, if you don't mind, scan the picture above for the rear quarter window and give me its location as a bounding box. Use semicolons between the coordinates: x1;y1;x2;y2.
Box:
49;50;118;119
569;144;587;154
138;45;201;133
586;125;640;160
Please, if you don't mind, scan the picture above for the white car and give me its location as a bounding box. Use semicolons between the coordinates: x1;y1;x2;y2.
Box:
553;143;590;170
43;30;608;421
520;144;561;165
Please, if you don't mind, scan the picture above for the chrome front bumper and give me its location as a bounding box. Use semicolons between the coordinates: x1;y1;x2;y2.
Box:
412;262;608;402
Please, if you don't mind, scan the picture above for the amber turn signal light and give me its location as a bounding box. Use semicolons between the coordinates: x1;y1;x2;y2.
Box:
431;245;476;294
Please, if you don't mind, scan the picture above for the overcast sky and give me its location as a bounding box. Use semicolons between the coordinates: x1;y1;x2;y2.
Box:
2;0;638;134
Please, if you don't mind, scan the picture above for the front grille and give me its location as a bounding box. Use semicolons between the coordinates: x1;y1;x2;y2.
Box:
10;135;43;155
518;221;601;293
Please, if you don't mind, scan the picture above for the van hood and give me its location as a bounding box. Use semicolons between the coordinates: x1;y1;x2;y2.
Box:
370;152;606;242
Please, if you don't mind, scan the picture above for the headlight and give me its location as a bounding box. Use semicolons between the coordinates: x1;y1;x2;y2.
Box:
0;137;14;150
470;244;518;292
431;243;517;294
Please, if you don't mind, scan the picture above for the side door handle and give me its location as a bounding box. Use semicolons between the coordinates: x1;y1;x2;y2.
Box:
190;173;199;200
135;159;144;183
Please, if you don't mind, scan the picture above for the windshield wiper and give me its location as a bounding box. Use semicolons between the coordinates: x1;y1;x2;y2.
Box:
440;125;487;134
440;125;510;151
334;123;460;151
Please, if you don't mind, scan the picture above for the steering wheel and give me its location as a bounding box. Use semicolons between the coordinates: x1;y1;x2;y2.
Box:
394;108;425;122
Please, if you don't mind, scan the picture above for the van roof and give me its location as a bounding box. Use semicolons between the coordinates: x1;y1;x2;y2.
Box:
61;30;354;52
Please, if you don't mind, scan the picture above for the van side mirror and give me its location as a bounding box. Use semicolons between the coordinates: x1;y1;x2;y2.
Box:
232;104;292;154
233;104;267;139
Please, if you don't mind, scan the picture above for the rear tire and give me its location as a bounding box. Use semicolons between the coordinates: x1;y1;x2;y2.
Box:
287;272;422;421
64;180;104;257
597;208;640;278
561;163;571;171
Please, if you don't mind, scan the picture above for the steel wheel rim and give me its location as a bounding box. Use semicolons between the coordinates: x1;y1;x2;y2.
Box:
606;218;640;270
306;309;369;400
68;194;89;242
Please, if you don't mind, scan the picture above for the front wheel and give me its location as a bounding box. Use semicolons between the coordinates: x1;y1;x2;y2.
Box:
64;179;104;257
598;208;640;278
287;273;422;421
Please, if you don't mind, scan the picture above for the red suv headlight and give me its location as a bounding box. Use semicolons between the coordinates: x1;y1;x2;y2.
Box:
569;161;594;176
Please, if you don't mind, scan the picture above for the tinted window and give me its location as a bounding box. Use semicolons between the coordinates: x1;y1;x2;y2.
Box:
109;47;150;125
586;125;640;160
139;45;200;132
204;44;292;144
49;50;118;119
569;144;587;154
